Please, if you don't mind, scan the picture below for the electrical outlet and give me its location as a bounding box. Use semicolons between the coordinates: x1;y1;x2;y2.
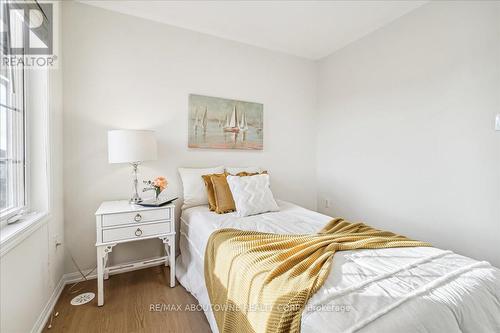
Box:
496;114;500;131
53;234;62;248
325;199;330;208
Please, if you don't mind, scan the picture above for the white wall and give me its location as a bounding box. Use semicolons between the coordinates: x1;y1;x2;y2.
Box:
0;3;65;332
317;1;500;267
62;2;317;271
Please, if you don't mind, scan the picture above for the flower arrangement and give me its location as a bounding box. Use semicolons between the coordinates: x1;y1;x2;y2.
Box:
143;176;168;200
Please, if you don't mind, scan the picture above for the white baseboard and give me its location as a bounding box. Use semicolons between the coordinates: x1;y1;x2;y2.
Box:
31;275;65;333
32;261;167;332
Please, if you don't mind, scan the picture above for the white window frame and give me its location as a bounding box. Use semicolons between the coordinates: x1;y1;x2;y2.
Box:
0;1;55;255
0;63;51;250
0;69;27;223
0;8;28;228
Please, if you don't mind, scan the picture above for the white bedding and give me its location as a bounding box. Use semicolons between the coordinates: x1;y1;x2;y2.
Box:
176;200;500;333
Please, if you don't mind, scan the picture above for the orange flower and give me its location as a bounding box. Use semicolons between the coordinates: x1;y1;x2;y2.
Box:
153;176;168;191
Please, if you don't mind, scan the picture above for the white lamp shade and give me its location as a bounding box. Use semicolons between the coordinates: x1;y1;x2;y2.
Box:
108;130;158;164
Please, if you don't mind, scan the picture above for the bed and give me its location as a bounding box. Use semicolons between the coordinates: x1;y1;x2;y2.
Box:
176;200;500;333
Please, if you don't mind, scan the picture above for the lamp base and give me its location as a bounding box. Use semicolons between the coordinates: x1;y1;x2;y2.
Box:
129;194;143;204
129;162;142;204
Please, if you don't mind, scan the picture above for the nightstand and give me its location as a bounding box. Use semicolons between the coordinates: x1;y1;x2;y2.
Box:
95;200;175;306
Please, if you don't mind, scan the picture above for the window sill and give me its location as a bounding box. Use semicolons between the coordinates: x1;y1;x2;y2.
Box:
0;212;49;257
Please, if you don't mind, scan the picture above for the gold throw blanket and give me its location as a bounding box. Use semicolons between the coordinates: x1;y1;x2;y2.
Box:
204;218;430;333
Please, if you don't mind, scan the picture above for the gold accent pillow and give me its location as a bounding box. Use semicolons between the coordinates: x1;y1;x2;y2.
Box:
202;173;224;211
211;174;236;214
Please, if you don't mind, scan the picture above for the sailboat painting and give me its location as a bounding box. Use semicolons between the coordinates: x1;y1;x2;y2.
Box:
188;94;263;150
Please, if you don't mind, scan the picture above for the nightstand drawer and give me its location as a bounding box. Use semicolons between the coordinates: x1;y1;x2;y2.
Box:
102;222;171;243
102;208;171;227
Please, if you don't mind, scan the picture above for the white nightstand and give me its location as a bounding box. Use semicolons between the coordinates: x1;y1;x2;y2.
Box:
95;200;176;306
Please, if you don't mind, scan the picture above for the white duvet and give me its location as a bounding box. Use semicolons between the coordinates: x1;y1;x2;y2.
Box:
176;201;500;333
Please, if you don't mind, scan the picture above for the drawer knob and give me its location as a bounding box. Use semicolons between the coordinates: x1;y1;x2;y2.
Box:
135;228;143;237
134;213;142;222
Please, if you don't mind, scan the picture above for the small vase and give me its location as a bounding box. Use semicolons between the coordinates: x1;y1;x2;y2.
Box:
155;188;161;201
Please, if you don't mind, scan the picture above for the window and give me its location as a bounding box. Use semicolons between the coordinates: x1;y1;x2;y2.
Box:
1;9;26;226
0;3;52;241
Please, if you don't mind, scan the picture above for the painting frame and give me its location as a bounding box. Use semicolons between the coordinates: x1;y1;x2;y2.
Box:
188;94;264;150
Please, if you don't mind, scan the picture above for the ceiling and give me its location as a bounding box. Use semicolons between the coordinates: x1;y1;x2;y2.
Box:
81;1;426;60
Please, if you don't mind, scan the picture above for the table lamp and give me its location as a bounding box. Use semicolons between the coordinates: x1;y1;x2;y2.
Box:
108;129;157;203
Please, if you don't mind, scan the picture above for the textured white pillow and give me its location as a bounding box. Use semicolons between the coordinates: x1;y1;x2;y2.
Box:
178;166;224;209
225;166;261;175
226;174;279;217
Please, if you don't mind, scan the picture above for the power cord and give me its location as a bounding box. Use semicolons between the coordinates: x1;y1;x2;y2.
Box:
47;247;98;329
67;248;97;295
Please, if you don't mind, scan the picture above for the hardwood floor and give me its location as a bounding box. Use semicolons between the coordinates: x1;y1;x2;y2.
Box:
43;266;211;333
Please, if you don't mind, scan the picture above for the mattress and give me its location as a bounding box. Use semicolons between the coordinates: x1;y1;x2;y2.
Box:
176;200;500;333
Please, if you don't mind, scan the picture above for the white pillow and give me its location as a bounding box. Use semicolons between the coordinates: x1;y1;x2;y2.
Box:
226;174;279;217
178;166;224;209
225;166;261;175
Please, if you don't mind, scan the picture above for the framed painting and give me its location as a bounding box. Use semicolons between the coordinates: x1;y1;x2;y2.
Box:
188;94;263;150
